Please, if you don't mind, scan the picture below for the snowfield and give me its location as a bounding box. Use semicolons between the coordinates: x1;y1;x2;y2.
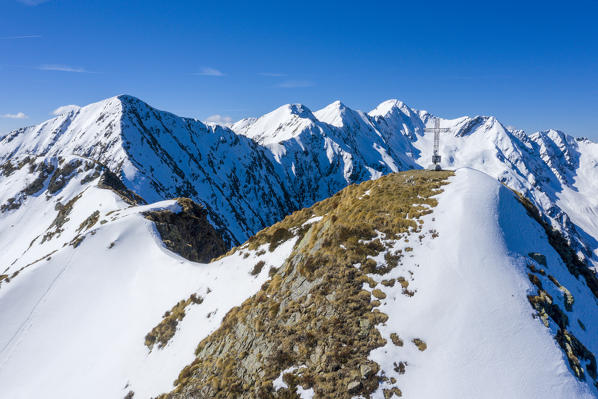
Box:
369;169;597;398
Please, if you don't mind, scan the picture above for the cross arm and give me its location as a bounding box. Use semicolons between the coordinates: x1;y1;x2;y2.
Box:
424;127;451;133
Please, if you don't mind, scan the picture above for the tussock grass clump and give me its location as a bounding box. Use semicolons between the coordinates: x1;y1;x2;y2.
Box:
547;274;575;312
390;333;403;347
145;293;204;350
251;260;266;276
372;289;386;300
159;170;453;399
412;338;427;351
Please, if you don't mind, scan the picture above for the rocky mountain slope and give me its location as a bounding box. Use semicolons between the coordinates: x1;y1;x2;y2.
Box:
1;169;596;398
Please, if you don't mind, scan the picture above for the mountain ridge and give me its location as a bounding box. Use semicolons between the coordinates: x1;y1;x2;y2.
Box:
1;94;597;269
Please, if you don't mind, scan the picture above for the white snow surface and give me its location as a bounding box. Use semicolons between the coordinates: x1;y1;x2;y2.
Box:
369;169;597;398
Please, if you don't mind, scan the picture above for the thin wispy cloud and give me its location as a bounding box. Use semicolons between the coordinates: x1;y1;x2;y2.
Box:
52;104;80;116
18;0;50;5
259;72;287;77
205;114;233;125
0;34;42;39
1;112;28;119
276;80;314;88
194;67;225;77
38;64;90;73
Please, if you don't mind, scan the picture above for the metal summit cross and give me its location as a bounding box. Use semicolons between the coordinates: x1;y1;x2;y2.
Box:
424;118;450;171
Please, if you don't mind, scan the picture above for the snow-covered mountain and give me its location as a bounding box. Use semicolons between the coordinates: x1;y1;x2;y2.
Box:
3;94;596;266
1;169;596;398
1;95;597;398
0;95;296;246
233;98;598;270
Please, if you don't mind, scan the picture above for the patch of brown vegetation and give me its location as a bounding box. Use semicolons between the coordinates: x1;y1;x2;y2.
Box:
2;250;57;287
145;293;204;350
390;333;403;347
556;329;597;381
78;211;100;233
547;274;575;312
412;338;427;351
41;193;83;243
372;289;387;300
251;260;266;276
527;263;546;276
383;387;402;398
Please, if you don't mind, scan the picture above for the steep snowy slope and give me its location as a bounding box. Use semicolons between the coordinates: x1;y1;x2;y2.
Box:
362;98;598;269
371;169;597;398
156;169;596;399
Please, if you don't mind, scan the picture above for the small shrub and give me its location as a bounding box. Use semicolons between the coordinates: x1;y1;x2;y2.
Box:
412;338;427;351
251;261;266;276
390;333;403;346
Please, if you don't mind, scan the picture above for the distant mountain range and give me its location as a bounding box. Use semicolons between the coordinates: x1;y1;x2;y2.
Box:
2;95;596;265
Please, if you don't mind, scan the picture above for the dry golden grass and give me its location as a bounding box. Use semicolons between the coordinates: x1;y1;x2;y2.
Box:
145;293;204;350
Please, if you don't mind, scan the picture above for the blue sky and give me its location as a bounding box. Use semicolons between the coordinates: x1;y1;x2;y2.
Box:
1;0;597;139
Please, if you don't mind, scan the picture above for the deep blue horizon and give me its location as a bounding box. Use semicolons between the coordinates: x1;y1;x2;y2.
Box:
1;0;597;140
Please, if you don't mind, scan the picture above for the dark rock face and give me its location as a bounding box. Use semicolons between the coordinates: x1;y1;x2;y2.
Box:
144;198;226;263
98;169;146;205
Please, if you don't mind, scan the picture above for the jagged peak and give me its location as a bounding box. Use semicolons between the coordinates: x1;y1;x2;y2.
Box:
530;129;576;149
116;93;143;103
232;103;318;145
273;103;314;118
244;103;316;128
313;100;364;128
369;98;413;118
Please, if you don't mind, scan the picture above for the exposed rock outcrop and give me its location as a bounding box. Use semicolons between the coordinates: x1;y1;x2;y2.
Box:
144;198;226;263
